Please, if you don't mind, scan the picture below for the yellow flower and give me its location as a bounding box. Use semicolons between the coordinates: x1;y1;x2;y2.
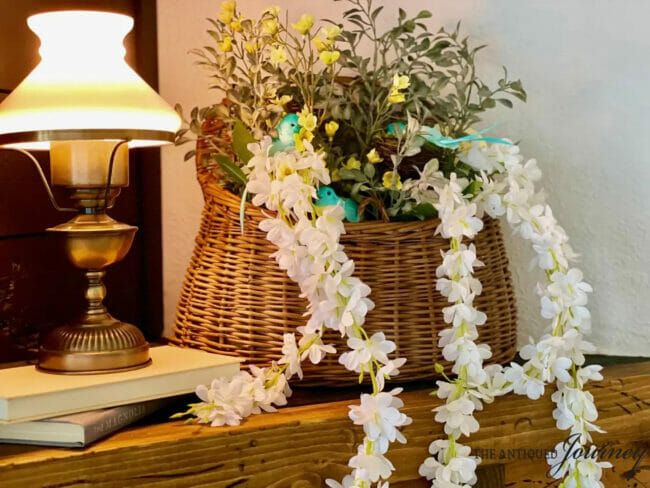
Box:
344;157;361;170
244;41;261;53
387;73;410;104
271;95;292;106
331;169;341;182
293;128;313;152
293;134;305;152
392;73;410;91
366;148;383;164
319;50;340;66
218;0;236;24
262;18;278;35
299;127;314;143
325;121;339;138
382;171;403;189
291;14;315;35
388;89;406;104
297;106;317;132
313;36;331;52
218;35;233;52
321;25;342;40
263;6;280;17
277;161;294;180
230;15;244;32
270;46;287;65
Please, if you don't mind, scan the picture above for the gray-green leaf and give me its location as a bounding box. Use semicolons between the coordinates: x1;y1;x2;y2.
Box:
232;120;256;163
215;155;248;186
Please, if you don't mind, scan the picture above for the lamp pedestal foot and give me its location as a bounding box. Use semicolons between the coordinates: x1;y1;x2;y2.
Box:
39;215;150;374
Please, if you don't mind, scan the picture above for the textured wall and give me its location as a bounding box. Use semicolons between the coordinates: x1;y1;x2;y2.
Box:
157;0;650;355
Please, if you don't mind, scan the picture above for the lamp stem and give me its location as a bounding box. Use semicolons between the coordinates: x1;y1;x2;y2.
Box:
0;147;76;212
85;270;108;316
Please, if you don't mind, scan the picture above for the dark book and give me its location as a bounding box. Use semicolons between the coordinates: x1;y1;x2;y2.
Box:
0;398;170;447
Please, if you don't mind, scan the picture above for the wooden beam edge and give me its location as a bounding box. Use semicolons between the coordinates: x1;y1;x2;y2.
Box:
0;361;649;485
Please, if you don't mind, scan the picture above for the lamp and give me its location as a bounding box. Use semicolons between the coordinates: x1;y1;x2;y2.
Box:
0;11;181;373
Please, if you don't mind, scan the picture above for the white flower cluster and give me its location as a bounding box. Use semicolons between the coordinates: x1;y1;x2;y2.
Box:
546;438;612;488
190;136;410;488
416;178;510;488
419;439;479;487
249;137;374;338
190;365;291;426
461;140;606;486
248;136;359;385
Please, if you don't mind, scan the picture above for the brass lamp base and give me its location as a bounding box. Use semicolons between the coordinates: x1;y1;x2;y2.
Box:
38;317;151;374
41;213;150;374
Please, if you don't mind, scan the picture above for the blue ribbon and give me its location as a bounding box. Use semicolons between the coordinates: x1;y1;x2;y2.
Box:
424;125;512;149
387;122;512;149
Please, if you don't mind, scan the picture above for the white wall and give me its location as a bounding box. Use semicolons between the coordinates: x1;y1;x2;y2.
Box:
157;0;650;355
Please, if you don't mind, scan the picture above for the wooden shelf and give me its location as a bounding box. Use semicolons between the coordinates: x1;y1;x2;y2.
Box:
1;362;649;487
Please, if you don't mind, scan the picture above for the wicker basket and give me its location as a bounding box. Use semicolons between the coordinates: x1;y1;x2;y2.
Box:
171;150;518;386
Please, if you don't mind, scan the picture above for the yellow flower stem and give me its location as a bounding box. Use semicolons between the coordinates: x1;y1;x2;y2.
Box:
450;237;460;252
349;321;379;395
572;363;579;388
279;24;316;110
436;236;471;468
317;63;342;125
369;361;379;395
446;434;458;463
547;249;570;338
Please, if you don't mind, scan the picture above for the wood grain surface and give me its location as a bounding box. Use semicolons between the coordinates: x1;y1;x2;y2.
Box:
0;361;649;487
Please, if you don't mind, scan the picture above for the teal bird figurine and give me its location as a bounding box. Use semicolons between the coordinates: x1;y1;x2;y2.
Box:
314;186;360;223
270;113;300;155
386;122;512;149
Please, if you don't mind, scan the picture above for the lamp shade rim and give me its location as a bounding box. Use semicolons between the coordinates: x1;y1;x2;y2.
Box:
0;129;175;149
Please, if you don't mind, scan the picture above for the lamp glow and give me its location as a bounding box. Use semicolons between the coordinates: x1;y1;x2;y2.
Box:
0;10;181;149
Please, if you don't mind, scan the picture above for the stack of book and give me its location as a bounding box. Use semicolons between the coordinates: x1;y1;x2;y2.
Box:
0;346;240;447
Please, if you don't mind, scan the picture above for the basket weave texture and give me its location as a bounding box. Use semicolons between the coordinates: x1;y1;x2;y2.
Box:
171;155;518;386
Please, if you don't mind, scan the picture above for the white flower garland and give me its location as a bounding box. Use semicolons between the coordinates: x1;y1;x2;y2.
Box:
416;173;510;487
183;137;411;488
493;146;610;488
184;134;605;487
423;140;607;487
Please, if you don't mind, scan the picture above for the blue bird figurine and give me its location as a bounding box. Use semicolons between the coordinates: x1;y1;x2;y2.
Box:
387;122;512;149
270;113;300;155
314;186;360;223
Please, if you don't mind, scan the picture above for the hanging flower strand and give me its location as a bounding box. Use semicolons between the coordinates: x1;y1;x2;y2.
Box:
252;127;412;487
418;176;510;487
458;140;609;487
179;111;411;487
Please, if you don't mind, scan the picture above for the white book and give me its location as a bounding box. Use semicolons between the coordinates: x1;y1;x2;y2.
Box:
0;346;240;424
0;398;171;447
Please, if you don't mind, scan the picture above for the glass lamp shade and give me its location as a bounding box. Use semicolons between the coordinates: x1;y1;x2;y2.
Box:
0;10;181;150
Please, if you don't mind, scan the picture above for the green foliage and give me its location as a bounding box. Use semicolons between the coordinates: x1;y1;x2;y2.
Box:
214;155;248;186
174;0;527;221
232;120;255;163
332;0;526;153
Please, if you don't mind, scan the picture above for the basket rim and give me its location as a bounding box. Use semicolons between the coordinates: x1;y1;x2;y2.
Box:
204;182;449;230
